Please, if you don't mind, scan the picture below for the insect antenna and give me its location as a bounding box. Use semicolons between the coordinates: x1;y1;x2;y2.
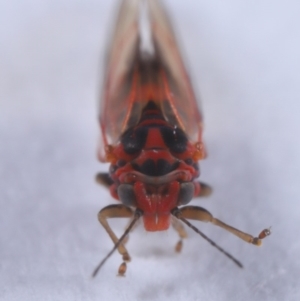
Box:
92;209;143;278
178;217;243;268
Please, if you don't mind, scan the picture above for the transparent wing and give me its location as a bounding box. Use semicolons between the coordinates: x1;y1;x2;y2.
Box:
98;0;203;162
147;0;203;142
98;0;141;161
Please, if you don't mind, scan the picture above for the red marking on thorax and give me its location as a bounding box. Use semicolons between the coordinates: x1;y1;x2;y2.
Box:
144;128;167;149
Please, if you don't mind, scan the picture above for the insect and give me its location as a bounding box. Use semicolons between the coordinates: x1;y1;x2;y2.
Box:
92;0;270;277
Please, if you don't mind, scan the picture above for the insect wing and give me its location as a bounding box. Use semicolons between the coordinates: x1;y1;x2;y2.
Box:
98;0;141;161
98;0;204;162
147;0;203;143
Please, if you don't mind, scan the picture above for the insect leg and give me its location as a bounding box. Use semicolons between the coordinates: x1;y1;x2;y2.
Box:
98;204;134;262
95;172;114;188
171;206;271;268
171;216;187;253
172;206;270;246
93;208;143;277
122;215;141;245
195;182;213;197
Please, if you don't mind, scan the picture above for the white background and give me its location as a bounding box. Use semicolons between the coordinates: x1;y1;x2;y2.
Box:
1;0;300;300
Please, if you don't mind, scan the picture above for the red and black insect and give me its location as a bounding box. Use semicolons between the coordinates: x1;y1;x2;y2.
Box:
93;0;270;277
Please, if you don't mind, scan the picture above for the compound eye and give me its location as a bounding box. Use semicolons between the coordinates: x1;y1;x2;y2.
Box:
178;182;194;205
117;184;136;206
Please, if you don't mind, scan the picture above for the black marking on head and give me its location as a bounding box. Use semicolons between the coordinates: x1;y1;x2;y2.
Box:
185;158;199;171
160;127;188;153
117;184;136;206
131;163;141;172
178;182;195;205
157;159;179;175
121;127;148;155
193;162;199;171
132;159;179;176
185;158;193;165
117;159;127;167
140;159;156;176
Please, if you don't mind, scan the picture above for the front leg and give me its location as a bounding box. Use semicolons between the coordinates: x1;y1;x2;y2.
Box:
172;206;271;268
93;206;142;277
98;204;134;263
173;206;269;245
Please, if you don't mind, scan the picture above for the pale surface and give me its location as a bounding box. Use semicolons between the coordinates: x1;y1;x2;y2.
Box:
1;0;300;300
